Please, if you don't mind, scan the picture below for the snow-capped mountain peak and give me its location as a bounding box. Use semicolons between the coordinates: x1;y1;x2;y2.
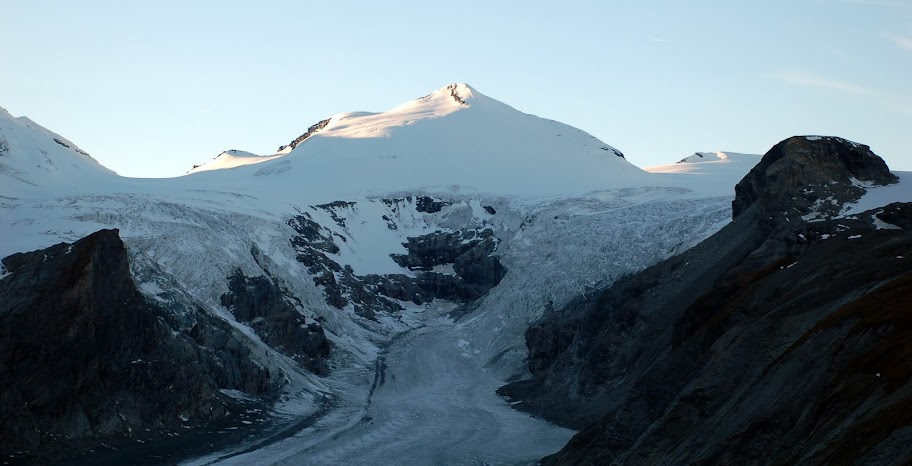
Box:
224;82;648;199
313;82;485;141
421;82;476;106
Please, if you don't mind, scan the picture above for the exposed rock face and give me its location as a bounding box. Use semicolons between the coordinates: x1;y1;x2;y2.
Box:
278;118;331;152
501;136;912;465
288;202;507;319
733;136;897;226
289;211;341;254
447;83;468;106
288;208;418;319
392;228;508;301
0;230;276;457
221;269;331;375
414;196;450;213
600;146;625;158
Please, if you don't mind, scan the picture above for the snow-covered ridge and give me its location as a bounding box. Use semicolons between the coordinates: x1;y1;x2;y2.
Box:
648;151;758;171
2;84;765;203
675;151;730;164
644;151;761;191
174;83;645;200
188;150;283;174
0;106;115;195
313;83;476;139
219;82;647;198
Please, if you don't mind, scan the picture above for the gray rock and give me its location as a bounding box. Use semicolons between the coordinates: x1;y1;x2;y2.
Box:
277;118;331;152
221;269;331;375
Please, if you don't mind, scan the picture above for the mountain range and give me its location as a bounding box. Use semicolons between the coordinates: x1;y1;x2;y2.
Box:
0;84;909;465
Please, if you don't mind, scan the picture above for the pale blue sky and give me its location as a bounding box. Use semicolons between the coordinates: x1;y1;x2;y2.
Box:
1;0;910;177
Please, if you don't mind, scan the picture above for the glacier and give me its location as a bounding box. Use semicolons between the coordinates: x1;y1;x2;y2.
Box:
0;83;766;464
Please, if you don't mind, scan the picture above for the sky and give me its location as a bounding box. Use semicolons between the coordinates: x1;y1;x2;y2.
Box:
1;0;910;178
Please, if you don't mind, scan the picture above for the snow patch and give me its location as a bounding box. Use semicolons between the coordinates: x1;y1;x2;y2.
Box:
872;213;901;230
457;339;472;358
431;263;457;275
802;196;840;222
138;281;168;303
842;171;912;216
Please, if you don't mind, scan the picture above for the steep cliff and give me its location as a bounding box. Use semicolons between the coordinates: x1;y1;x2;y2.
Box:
0;230;279;461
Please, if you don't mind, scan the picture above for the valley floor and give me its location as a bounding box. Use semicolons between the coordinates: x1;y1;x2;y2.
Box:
186;306;574;466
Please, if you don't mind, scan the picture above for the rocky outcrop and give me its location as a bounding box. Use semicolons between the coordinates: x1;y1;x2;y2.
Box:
392;228;508;301
278;118;331;152
0;229;277;460
601;146;625;158
289;211;341;254
414;196;450;213
732;136;897;226
288;208;415;319
447;83;468;106
221;269;331;375
289;204;507;319
380;195;452;214
501;136;912;465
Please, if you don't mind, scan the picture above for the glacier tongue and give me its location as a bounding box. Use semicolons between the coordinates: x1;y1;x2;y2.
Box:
174;186;737;465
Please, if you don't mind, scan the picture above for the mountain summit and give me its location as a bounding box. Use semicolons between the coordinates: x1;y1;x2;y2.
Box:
187;83;646;199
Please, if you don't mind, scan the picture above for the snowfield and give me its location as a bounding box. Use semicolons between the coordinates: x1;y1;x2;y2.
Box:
842;171;912;216
0;84;784;464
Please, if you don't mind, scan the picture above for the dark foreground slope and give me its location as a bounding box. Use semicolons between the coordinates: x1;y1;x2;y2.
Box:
501;136;912;465
0;230;280;463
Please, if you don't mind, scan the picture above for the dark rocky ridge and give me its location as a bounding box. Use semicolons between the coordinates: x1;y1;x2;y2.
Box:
500;136;912;465
278;118;331;152
0;230;278;461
